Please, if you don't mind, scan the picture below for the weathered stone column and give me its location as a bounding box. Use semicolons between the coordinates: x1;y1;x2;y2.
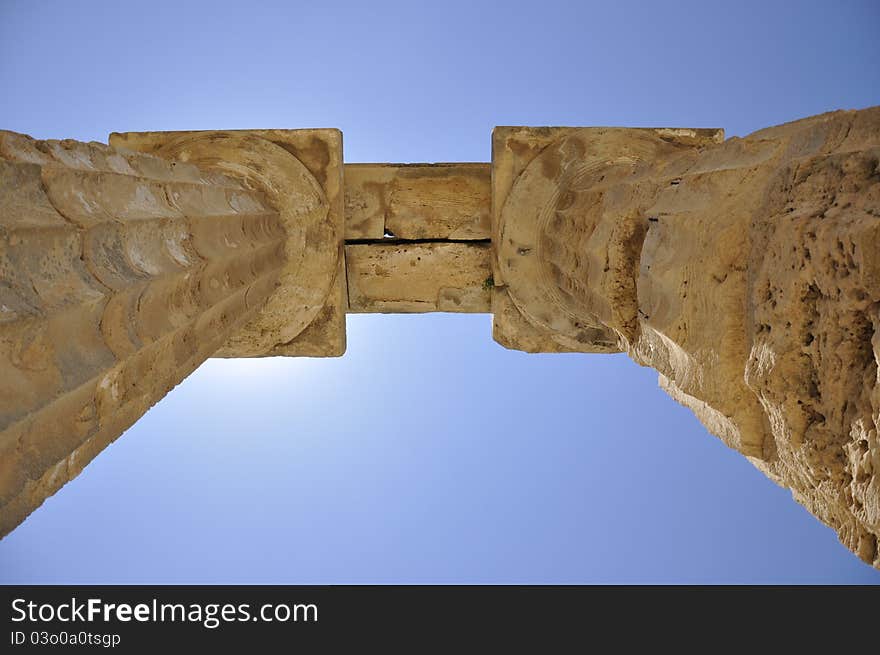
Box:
0;132;290;536
3;111;876;569
494;108;880;566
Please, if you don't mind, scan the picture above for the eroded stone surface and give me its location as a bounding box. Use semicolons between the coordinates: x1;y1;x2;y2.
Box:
492;126;723;354
346;242;491;313
491;286;582;353
0;131;289;536
344;163;490;240
3;110;878;570
110;129;346;357
493;109;880;567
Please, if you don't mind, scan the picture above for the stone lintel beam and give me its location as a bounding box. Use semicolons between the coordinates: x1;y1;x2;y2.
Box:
342;163;492;314
344;163;490;240
345;242;491;313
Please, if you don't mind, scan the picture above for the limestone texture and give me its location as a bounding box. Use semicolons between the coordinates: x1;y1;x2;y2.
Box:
493;109;880;567
344;163;490;240
2;109;878;569
346;242;491;313
110;129;346;358
0;131;289;536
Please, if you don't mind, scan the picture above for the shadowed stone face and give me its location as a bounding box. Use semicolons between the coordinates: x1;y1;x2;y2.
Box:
1;108;878;568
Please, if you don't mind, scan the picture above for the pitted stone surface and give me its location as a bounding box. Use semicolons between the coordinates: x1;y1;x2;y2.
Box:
0;131;289;536
2;110;878;569
493;109;880;567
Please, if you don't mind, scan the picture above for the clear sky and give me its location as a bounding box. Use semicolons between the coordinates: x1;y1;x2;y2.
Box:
1;0;878;583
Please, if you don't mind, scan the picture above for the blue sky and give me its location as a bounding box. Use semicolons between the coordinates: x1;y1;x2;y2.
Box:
1;0;878;583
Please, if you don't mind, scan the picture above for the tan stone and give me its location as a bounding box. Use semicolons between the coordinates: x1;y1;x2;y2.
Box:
491;125;723;353
0;131;296;537
345;242;491;313
2;109;879;570
492;109;880;567
491;287;585;353
490;126;724;285
266;254;347;357
110;129;346;357
344;163;490;240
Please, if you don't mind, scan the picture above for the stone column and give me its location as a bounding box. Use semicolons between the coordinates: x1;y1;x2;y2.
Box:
494;108;880;566
0;132;288;536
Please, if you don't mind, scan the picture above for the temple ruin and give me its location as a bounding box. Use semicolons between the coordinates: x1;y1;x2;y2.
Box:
1;107;878;567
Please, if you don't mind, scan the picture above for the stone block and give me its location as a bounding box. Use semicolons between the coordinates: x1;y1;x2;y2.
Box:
345;242;491;313
110;129;346;357
491;125;723;354
344;163;490;240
